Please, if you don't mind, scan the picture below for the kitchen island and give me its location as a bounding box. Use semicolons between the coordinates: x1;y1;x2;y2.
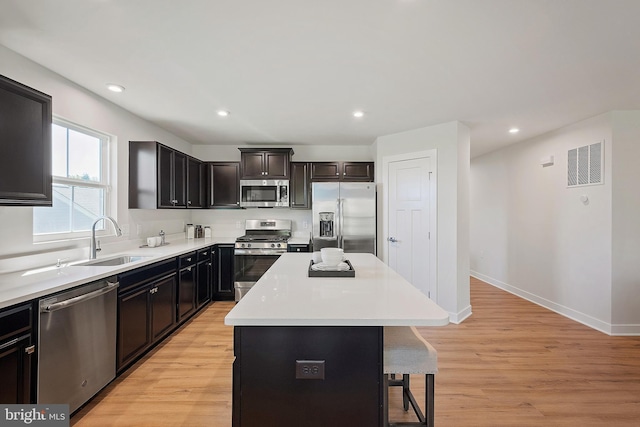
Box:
225;252;449;427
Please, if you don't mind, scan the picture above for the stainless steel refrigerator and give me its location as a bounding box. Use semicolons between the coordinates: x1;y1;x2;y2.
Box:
312;182;376;254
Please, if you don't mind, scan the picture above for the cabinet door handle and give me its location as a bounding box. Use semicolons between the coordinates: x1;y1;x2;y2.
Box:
188;200;192;205
25;345;35;355
187;257;192;262
207;262;212;266
186;266;192;272
203;252;208;256
343;172;346;175
336;172;339;175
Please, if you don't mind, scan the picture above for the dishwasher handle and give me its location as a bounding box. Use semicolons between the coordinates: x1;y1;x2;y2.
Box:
41;281;119;313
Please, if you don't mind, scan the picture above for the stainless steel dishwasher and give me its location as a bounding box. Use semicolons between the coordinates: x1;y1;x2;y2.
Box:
38;277;118;413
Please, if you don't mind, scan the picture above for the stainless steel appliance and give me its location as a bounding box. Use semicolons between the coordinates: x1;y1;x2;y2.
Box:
234;219;291;300
239;179;289;208
38;277;118;413
312;182;376;253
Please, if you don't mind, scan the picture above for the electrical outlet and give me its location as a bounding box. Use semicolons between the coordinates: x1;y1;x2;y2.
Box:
136;224;143;236
295;360;325;380
236;221;242;229
303;221;309;229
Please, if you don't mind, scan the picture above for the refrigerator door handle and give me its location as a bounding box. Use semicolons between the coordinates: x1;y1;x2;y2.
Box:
339;198;344;249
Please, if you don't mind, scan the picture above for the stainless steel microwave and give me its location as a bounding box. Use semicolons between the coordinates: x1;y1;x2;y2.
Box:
239;179;289;208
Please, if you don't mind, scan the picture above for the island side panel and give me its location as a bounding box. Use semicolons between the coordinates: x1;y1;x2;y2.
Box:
233;326;383;427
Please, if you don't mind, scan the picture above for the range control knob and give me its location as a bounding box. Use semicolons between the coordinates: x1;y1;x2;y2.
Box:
276;243;281;248
241;243;245;248
247;243;251;248
270;243;275;248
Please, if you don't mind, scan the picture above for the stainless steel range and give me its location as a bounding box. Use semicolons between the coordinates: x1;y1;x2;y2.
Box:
234;219;292;301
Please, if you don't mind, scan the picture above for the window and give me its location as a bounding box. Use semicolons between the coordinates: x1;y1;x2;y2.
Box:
34;119;110;239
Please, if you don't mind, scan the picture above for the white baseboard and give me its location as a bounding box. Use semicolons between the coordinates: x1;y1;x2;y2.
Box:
470;271;640;336
448;304;472;324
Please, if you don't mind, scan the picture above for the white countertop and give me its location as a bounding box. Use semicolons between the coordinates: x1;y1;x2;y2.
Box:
0;237;224;310
224;253;450;327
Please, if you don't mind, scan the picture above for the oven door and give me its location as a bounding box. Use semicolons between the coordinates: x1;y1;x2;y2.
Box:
234;249;283;300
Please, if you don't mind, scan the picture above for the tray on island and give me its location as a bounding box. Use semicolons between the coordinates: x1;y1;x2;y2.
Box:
308;260;355;278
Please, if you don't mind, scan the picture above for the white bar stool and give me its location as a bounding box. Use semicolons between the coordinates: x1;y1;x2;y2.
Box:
383;326;438;427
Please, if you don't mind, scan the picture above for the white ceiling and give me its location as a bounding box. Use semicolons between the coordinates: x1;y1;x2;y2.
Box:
1;0;639;158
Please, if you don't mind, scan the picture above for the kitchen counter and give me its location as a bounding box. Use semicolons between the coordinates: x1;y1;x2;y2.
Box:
225;252;450;326
227;252;449;427
0;237;226;309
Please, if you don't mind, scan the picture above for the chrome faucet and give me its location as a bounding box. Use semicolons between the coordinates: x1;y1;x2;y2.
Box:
90;216;123;259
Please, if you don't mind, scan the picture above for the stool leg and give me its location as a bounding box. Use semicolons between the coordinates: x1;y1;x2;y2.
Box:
426;374;435;427
402;374;410;411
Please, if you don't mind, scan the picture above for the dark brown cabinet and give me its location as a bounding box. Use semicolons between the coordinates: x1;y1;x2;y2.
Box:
0;303;35;404
187;156;205;209
178;252;197;323
310;161;374;182
207;162;240;208
213;244;235;301
158;144;187;208
290;162;311;209
239;148;293;179
196;247;213;309
117;259;177;372
233;326;382;426
0;75;52;206
287;243;311;252
130;141;204;209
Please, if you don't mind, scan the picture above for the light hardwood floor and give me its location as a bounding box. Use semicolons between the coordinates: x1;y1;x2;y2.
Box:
72;277;640;426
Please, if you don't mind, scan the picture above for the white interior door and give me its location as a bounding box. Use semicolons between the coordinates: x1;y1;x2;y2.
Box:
388;156;433;298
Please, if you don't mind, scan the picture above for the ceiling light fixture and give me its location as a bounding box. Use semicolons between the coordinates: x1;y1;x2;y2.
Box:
106;83;125;93
509;127;520;134
353;110;365;118
217;110;230;117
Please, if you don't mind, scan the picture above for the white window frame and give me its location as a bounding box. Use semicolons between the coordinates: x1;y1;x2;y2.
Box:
33;118;112;243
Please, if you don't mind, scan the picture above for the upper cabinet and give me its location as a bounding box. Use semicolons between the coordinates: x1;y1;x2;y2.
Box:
207;162;240;208
239;148;293;179
129;141;202;209
186;156;205;209
290;162;311;209
157;144;186;208
0;75;52;206
310;161;374;182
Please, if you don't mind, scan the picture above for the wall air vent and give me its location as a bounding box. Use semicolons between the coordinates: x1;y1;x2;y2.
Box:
568;141;603;187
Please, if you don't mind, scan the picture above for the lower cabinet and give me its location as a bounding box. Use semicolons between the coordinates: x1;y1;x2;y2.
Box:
0;303;35;404
196;247;213;309
117;259;177;372
288;243;311;252
213;243;235;301
178;252;197;323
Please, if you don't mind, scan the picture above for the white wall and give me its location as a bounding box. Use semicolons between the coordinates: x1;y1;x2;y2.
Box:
610;111;640;333
470;113;615;332
374;121;471;322
0;45;195;270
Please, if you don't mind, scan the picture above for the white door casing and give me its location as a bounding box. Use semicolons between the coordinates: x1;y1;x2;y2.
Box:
383;150;437;301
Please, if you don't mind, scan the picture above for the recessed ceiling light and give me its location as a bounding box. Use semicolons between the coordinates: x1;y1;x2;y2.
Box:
509;128;520;134
353;111;364;118
106;84;125;93
217;110;230;117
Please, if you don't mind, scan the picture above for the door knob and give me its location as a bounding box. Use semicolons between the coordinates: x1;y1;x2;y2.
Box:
387;237;398;243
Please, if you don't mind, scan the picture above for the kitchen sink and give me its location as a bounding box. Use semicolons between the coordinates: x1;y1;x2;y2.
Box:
74;255;151;267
